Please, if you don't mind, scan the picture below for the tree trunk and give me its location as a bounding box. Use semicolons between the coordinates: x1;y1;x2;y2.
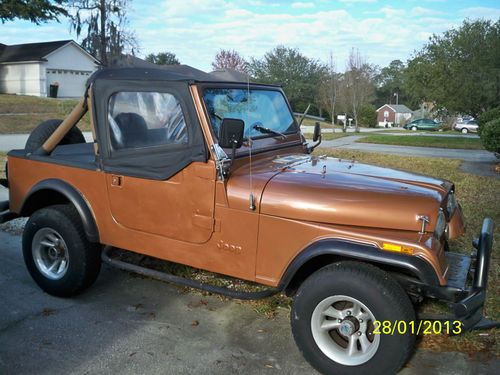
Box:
100;0;107;66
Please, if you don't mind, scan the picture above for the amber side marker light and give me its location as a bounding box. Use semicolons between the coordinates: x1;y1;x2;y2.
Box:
382;243;414;255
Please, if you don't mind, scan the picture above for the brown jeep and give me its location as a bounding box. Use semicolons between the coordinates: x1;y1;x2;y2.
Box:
0;66;494;374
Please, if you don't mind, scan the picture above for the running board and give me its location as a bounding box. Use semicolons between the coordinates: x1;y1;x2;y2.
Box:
101;246;280;300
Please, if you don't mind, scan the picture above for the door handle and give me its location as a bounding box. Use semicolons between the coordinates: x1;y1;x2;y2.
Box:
111;175;123;187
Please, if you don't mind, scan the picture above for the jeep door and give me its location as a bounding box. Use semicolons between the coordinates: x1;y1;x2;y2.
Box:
93;81;215;244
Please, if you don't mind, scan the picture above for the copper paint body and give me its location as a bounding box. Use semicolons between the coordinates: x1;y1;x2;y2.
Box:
8;84;465;287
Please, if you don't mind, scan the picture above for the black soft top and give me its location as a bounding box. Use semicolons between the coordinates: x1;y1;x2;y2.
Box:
87;65;279;87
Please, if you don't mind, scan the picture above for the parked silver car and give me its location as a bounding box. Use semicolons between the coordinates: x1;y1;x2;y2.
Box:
454;119;478;133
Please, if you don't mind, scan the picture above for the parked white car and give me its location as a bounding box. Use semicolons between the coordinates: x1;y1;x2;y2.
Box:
454;119;479;133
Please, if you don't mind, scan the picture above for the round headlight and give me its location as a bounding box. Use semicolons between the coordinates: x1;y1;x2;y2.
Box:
446;192;457;216
434;209;446;240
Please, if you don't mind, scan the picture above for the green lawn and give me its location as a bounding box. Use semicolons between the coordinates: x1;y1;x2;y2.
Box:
296;116;345;129
0;94;91;134
357;134;484;150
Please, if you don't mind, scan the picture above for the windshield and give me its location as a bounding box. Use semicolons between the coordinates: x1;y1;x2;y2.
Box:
203;88;297;140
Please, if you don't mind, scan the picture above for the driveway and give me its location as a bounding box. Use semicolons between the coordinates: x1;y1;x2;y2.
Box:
0;132;93;152
316;136;498;178
0;230;498;375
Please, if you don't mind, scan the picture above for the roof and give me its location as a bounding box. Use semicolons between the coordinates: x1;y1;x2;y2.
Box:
0;40;99;64
112;54;159;68
376;104;413;113
87;65;275;86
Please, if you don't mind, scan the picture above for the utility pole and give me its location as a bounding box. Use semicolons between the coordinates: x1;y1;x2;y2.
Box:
394;92;399;105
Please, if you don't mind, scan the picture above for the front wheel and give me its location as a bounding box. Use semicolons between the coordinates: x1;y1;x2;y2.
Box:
291;262;415;375
23;204;101;297
411;126;418;131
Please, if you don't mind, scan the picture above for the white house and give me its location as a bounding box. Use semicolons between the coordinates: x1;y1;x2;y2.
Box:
0;40;99;98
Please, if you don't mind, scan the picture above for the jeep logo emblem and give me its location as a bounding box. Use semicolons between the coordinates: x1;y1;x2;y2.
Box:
217;240;242;254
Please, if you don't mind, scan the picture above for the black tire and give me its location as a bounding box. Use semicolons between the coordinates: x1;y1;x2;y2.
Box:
25;119;85;152
411;126;418;131
291;261;415;375
22;204;101;297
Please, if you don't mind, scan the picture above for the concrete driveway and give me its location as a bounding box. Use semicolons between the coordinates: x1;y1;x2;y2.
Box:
0;229;498;375
0;133;94;152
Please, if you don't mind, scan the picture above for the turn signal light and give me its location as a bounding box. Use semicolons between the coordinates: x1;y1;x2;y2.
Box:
382;243;414;255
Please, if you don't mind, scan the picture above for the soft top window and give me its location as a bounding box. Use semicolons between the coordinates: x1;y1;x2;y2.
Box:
108;92;188;150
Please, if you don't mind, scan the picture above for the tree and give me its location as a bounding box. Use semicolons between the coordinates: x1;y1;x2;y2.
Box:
0;0;67;24
211;49;247;73
342;48;375;131
145;52;180;66
374;60;413;108
404;19;500;118
68;0;138;67
317;52;339;124
249;46;326;112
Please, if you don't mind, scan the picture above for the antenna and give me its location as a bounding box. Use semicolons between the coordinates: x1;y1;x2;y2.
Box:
247;73;256;211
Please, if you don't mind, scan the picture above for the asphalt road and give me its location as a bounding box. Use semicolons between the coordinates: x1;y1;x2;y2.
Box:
319;136;495;162
0;229;498;375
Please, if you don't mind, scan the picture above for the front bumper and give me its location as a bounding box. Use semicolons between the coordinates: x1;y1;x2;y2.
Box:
399;218;496;331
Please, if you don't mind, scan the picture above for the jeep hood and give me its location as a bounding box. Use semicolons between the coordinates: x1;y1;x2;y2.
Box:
260;155;450;232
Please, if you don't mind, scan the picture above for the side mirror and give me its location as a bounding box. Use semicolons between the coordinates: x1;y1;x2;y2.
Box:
219;118;244;149
313;122;321;142
308;122;322;153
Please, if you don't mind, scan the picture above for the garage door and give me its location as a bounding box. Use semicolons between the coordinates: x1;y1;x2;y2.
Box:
46;69;92;98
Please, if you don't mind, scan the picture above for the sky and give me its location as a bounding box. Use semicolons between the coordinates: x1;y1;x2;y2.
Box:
1;0;500;71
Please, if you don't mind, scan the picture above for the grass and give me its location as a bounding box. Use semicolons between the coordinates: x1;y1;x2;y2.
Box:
320;133;352;141
0;94;91;134
358;134;484;150
297;117;339;129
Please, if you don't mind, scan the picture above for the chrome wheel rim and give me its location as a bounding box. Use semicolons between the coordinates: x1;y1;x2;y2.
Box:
32;228;69;280
311;295;380;366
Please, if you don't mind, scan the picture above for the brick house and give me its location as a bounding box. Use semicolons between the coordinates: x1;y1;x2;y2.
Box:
376;104;413;127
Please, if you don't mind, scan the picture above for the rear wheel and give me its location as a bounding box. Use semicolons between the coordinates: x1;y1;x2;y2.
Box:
23;204;101;297
461;128;468;134
291;262;415;375
25;119;85;152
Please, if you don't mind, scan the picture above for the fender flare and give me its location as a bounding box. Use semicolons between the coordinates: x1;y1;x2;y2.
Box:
20;179;99;243
278;238;440;290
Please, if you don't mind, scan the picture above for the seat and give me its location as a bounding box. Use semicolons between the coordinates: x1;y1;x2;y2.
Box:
111;112;149;149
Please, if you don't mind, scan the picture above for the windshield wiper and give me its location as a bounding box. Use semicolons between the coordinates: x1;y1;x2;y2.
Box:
253;123;287;140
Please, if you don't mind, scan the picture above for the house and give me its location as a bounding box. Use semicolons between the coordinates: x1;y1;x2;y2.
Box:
0;40;99;98
376;104;413;127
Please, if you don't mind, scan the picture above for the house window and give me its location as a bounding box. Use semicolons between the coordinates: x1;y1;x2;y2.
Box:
108;91;188;150
384;110;389;119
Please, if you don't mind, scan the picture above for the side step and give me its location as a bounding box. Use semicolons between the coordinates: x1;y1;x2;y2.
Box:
445;252;472;290
101;246;281;300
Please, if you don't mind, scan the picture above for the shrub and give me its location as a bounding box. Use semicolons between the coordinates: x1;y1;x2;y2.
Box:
478;107;500;134
479;118;500;155
358;104;377;128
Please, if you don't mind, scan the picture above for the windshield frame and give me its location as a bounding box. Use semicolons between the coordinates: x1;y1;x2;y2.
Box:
199;83;301;147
